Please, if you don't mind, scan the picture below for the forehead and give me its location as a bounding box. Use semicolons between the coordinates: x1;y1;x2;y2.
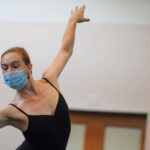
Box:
1;52;23;64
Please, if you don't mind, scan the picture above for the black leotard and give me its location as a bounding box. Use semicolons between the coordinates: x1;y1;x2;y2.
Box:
9;77;71;150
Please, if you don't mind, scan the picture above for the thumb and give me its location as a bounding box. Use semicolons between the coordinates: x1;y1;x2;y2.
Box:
83;18;90;22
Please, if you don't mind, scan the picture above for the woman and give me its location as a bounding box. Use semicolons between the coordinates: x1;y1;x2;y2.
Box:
0;5;89;150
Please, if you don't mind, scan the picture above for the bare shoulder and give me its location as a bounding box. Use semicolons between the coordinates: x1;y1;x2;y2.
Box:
0;105;12;118
0;104;28;131
0;105;21;120
41;75;61;92
0;105;16;126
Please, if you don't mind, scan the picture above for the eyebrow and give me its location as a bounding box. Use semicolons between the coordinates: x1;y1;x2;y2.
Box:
1;60;21;65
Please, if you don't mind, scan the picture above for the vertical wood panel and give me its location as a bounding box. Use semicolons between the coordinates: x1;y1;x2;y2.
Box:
84;123;104;150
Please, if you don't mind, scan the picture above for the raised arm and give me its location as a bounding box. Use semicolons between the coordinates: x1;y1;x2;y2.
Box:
60;5;90;52
42;5;90;81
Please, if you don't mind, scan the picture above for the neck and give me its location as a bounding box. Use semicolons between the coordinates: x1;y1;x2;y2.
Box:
16;75;41;99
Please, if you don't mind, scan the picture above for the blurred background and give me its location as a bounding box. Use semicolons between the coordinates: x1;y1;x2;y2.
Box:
0;0;150;150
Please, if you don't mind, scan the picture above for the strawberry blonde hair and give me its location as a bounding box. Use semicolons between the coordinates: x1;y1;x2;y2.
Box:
1;47;31;66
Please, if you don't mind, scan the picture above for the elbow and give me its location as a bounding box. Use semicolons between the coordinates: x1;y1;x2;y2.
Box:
61;47;73;55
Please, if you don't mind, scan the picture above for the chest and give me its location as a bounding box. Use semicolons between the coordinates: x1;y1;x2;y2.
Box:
14;84;59;116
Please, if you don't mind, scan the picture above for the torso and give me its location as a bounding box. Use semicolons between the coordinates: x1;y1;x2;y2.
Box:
8;78;61;132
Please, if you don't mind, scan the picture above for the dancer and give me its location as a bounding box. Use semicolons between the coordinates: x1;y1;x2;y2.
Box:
0;5;89;150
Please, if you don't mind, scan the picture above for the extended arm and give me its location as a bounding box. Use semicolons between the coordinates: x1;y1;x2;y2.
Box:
42;5;90;80
61;5;89;53
0;106;10;129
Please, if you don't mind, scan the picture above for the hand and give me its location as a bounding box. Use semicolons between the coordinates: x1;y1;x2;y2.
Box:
70;5;90;23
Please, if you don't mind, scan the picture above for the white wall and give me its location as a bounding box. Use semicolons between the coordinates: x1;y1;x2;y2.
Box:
0;0;150;24
0;0;150;150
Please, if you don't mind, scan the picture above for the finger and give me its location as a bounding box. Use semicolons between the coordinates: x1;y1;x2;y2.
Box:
79;6;85;16
83;18;90;22
83;4;85;11
75;6;78;12
71;10;73;15
78;18;90;23
80;5;84;12
81;4;85;11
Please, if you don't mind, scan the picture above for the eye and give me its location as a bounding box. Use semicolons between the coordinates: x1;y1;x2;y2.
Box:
12;62;20;68
1;65;8;70
13;65;19;68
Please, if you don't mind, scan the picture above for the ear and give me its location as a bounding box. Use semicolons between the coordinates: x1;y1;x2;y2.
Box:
26;64;32;79
28;63;32;74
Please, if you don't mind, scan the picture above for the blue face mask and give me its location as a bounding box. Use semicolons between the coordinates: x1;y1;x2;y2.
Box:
3;69;27;90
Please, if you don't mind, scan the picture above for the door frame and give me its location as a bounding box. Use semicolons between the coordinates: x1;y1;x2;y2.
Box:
70;110;147;150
